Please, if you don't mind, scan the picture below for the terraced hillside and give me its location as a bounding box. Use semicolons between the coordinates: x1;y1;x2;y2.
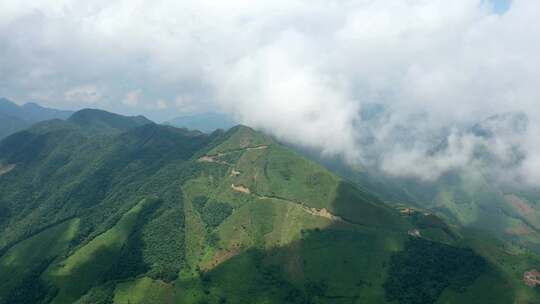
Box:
0;111;538;303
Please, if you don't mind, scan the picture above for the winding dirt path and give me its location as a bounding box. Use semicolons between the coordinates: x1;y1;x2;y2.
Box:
230;183;349;224
202;145;378;229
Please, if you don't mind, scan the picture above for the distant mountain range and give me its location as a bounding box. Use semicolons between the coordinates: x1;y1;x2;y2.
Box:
165;112;236;133
0;98;73;139
0;97;236;137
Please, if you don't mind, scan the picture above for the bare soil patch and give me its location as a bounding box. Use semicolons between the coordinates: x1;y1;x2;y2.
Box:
231;184;251;194
303;207;342;222
408;229;422;238
230;168;241;176
506;224;533;236
0;163;15;176
524;269;540;287
506;194;535;216
198;156;215;163
246;145;268;151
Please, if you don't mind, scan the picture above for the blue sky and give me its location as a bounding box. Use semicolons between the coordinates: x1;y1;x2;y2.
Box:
490;0;511;13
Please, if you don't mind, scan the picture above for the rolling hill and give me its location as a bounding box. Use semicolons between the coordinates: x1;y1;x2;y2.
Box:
0;110;538;303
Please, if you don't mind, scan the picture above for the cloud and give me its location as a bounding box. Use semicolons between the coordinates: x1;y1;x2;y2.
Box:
175;94;199;113
155;100;168;110
123;89;141;107
63;85;102;104
1;0;539;185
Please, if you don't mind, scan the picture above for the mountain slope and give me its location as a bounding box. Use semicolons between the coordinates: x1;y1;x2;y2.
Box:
338;165;540;254
0;115;537;303
0;112;29;140
0;98;73;140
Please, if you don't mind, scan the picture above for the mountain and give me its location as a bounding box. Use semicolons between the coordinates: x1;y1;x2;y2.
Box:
302;109;540;255
334;165;540;251
166;112;236;133
20;102;73;122
0;112;28;140
315;113;540;256
0;98;73;139
0;110;538;304
67;108;153;134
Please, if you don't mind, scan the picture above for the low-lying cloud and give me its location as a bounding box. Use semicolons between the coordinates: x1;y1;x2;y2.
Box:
1;0;539;185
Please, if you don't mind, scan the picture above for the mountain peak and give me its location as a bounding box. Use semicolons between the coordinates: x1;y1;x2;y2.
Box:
208;124;274;154
0;97;22;117
68;108;153;133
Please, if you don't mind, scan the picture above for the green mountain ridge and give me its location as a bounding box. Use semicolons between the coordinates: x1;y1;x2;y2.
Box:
67;108;154;134
0;110;538;303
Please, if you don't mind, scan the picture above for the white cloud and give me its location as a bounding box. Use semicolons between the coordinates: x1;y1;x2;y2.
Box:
122;89;141;107
155;99;168;110
63;85;101;104
175;94;199;113
1;0;539;185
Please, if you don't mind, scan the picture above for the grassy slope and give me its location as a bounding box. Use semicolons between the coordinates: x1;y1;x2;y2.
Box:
96;125;538;304
0;219;79;298
166;126;406;303
45;199;150;304
113;277;174;304
170;126;524;304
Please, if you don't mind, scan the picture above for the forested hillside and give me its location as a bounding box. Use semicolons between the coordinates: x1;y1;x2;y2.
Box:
0;110;538;304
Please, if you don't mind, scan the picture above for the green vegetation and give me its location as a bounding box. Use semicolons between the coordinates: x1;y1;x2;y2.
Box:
45;199;150;303
0;98;73;140
384;238;487;304
207;125;274;154
334;163;540;253
194;199;233;229
73;284;115;304
0;110;537;303
0;219;79;300
113;277;174;304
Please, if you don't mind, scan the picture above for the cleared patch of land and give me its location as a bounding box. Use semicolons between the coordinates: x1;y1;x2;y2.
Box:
231;184;250;194
0;163;15;176
524;269;540;287
230;168;241;176
506;194;535;216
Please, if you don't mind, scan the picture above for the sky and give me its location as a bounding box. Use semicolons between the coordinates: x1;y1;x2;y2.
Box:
491;0;512;13
1;0;539;185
